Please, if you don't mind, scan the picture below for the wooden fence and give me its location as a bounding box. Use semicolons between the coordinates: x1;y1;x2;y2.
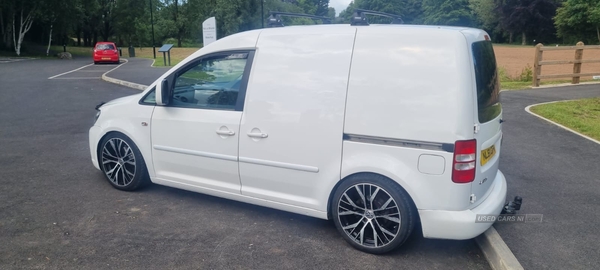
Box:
532;42;600;87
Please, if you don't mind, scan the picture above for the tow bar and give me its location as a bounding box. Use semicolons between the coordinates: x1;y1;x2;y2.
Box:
501;196;522;214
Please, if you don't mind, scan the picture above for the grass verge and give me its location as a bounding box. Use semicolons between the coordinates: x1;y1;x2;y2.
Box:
501;79;599;90
51;46;197;67
133;47;198;67
530;98;600;141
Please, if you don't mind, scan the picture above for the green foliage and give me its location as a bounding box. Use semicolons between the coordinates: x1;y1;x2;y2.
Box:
555;0;600;44
422;0;475;26
519;64;533;82
338;0;422;24
469;0;503;39
2;0;594;53
498;64;533;83
496;0;558;44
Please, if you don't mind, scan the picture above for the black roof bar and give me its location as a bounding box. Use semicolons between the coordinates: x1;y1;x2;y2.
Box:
350;9;404;26
267;11;332;27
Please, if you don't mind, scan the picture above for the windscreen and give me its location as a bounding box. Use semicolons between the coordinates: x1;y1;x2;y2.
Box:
472;41;501;123
96;44;115;50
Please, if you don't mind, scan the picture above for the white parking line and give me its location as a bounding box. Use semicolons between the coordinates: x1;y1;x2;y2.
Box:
525;100;600;145
48;63;94;79
53;77;102;79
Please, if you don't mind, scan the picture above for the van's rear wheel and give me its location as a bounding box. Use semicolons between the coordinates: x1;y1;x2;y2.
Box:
332;174;415;254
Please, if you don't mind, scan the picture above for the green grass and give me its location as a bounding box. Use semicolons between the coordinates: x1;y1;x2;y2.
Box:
530;98;600;141
500;79;599;90
50;45;93;56
133;47;198;67
501;81;532;90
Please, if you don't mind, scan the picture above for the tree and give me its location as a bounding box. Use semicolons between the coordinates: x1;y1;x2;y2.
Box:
114;0;148;46
496;0;558;45
470;0;501;36
555;0;600;44
338;0;421;24
12;0;38;56
422;0;475;26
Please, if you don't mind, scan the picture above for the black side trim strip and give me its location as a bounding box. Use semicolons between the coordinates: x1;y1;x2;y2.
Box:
344;134;454;153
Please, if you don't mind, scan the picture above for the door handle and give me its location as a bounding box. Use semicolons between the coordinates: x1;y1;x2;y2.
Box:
247;132;268;138
216;130;235;136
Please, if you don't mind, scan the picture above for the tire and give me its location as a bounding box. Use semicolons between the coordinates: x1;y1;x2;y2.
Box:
98;133;150;191
331;173;415;254
94;61;99;65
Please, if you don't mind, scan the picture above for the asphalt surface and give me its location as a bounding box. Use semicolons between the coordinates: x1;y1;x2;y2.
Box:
107;58;169;86
0;59;488;269
498;85;600;269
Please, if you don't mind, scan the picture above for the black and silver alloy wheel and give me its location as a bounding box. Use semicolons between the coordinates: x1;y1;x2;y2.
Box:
101;138;136;187
99;133;149;191
338;183;401;248
332;174;414;254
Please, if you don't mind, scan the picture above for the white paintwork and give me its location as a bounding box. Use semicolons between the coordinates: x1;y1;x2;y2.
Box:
89;24;508;242
345;26;474;143
341;141;470;211
89;94;156;178
238;26;355;211
151;108;243;194
419;170;506;239
202;17;217;46
418;154;446;175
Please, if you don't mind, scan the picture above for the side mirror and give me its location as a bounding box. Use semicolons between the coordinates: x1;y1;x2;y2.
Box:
157;79;170;105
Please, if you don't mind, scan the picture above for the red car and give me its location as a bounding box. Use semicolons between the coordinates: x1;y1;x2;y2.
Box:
93;42;120;64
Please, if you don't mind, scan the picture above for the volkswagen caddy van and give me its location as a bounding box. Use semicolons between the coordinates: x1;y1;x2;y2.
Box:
90;24;507;254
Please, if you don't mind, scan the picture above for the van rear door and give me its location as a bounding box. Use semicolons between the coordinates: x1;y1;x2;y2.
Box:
471;40;502;207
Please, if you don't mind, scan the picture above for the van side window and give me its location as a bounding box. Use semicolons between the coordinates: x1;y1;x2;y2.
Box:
140;87;156;105
171;53;249;110
472;41;501;123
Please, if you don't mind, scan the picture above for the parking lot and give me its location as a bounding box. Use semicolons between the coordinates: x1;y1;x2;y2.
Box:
0;59;488;269
1;58;599;269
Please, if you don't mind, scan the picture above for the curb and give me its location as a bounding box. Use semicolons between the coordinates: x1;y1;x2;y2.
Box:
101;59;149;91
525;100;600;145
475;227;524;270
533;80;600;89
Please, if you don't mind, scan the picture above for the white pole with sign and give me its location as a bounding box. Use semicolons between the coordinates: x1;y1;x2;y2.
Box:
202;17;217;46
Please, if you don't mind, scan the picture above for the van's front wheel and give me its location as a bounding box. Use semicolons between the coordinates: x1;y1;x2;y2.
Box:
99;133;149;191
332;174;415;254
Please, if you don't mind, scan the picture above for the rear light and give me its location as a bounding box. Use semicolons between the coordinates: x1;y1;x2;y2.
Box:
452;139;477;183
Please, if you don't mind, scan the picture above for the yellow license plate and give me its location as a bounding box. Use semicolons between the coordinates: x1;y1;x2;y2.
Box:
102;57;110;60
481;145;496;166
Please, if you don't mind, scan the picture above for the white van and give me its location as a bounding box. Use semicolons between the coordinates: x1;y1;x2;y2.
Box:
89;24;507;254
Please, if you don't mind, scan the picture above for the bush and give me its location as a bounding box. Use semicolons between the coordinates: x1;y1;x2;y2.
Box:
519;64;533;82
498;65;533;82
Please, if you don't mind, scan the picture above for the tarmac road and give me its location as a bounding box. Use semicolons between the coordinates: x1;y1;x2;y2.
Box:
498;85;600;269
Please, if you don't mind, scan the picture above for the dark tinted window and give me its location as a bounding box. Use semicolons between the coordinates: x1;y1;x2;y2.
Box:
472;41;501;123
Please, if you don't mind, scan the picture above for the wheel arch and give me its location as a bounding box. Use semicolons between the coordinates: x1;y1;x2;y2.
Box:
326;172;419;222
96;129;153;180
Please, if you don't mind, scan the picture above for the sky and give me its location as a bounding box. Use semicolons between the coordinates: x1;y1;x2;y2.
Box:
329;0;352;15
